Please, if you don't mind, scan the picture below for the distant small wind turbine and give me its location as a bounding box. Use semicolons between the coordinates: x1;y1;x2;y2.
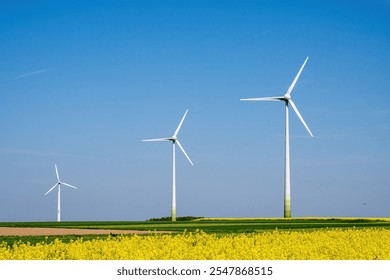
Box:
44;164;77;222
143;109;193;221
241;56;313;218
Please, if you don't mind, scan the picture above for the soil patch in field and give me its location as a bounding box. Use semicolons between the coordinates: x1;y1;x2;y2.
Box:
0;227;168;236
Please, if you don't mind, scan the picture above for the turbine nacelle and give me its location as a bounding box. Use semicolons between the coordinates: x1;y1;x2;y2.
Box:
284;93;291;101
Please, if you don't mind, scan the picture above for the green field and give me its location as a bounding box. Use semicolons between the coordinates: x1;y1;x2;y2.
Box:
1;217;390;245
2;218;390;232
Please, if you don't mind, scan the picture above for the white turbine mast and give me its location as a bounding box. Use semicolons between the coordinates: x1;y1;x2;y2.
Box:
143;109;193;221
241;56;313;218
44;164;77;222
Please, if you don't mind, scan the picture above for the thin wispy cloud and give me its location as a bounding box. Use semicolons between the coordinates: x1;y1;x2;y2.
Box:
13;68;54;80
0;148;90;159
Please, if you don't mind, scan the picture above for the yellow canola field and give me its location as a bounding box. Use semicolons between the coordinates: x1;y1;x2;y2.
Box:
1;228;389;260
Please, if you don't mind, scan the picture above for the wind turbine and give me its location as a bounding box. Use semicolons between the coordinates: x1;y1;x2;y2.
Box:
44;164;77;222
240;56;313;218
143;109;193;222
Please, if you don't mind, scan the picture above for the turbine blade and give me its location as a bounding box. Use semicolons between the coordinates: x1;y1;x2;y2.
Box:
173;109;189;137
62;182;77;189
176;140;194;166
286;56;309;96
142;138;171;142
289;100;313;137
45;183;58;195
55;164;60;181
240;97;284;101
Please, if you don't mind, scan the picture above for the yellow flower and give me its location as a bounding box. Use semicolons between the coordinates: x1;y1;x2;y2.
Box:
0;228;389;260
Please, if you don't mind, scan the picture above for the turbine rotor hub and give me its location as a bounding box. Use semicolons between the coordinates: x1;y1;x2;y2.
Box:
284;93;291;100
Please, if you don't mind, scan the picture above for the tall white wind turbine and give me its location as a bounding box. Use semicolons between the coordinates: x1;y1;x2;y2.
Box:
241;57;313;218
143;109;193;222
44;164;77;222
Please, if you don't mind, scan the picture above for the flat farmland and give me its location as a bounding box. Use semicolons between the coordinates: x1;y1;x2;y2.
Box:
1;217;390;235
1;218;389;260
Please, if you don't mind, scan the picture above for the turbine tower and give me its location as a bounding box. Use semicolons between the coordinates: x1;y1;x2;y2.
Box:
143;109;193;221
44;164;77;222
241;57;313;218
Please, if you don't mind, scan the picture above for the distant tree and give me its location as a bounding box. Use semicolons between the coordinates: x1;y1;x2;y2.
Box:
146;216;204;222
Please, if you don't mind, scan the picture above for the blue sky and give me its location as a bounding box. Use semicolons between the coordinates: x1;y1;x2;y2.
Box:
0;0;389;221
